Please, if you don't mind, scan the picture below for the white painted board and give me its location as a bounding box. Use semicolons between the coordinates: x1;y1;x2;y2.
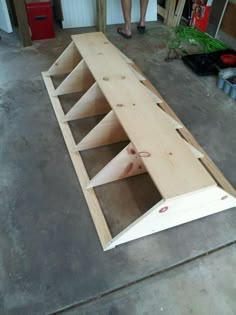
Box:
62;0;157;29
0;0;13;33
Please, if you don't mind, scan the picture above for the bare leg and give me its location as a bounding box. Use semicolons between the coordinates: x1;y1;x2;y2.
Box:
139;0;149;26
120;0;132;35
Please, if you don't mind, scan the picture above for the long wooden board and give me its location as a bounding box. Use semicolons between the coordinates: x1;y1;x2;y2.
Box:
71;33;216;199
42;72;112;249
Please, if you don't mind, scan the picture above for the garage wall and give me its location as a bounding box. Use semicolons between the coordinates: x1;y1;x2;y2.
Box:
61;0;157;29
221;0;236;39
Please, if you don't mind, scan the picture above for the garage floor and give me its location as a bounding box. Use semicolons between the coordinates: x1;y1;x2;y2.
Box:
0;23;236;315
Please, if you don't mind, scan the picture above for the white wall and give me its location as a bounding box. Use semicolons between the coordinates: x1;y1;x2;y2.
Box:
0;0;13;33
62;0;157;29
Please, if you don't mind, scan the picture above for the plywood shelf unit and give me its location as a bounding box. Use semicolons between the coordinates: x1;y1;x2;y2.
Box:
42;32;236;250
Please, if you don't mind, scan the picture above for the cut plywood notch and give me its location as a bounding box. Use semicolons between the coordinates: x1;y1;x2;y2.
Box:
129;66;146;81
114;47;133;64
76;110;128;151
65;82;110;121
144;84;163;104
162;110;183;129
47;42;82;76
87;143;146;188
184;140;204;159
54;59;95;96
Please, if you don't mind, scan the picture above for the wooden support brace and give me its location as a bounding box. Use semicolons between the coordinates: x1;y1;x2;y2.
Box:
96;0;106;33
157;5;168;19
173;0;186;26
75;110;128;151
47;42;82;76
87;143;146;188
13;0;32;47
54;60;95;96
165;0;177;26
65;82;110;121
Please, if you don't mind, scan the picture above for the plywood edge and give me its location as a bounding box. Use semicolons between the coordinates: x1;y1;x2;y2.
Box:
104;199;166;250
41;72;112;249
130;63;236;198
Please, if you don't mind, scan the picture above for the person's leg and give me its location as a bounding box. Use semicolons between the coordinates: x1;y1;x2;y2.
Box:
139;0;149;27
120;0;132;36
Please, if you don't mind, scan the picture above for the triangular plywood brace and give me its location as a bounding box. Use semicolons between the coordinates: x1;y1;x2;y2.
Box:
64;82;110;121
87;143;146;188
75;110;128;151
47;42;82;76
105;186;236;250
54;60;95;96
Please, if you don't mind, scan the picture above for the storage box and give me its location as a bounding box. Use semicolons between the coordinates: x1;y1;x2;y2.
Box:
26;1;55;40
217;68;236;100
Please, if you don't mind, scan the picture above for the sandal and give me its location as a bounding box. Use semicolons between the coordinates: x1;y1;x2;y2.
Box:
117;28;132;39
137;24;146;34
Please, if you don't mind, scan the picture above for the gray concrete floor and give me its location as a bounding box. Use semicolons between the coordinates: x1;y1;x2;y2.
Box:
0;22;235;315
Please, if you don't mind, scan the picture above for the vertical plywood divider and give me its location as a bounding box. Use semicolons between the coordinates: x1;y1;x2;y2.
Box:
65;82;111;121
54;60;95;96
88;143;146;188
76;110;128;151
47;42;82;76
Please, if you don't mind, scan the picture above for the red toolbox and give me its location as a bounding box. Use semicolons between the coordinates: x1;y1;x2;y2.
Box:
26;1;55;40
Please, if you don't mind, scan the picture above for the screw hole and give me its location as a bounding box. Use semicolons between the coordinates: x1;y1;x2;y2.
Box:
138;151;151;157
